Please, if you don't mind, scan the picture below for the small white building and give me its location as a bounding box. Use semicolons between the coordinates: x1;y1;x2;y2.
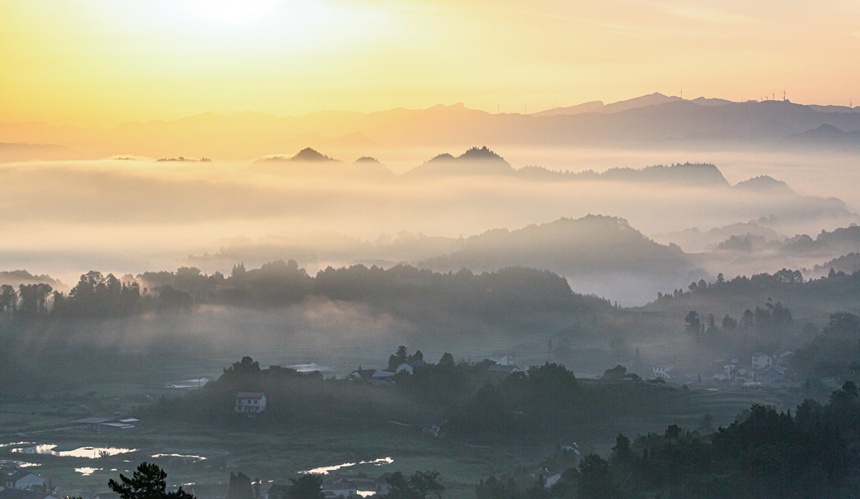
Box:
234;392;267;415
751;354;773;370
488;364;522;375
6;470;47;490
395;362;414;375
652;365;674;380
492;355;517;366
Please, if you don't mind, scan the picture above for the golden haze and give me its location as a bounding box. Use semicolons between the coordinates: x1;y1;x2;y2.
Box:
1;0;859;126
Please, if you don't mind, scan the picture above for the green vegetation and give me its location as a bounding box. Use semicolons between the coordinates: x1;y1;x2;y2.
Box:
109;462;195;499
477;382;860;498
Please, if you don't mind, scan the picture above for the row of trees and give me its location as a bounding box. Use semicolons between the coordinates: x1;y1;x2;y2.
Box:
1;262;605;321
658;268;807;302
0;272;184;320
91;462;444;499
476;381;860;498
161;352;684;446
684;300;794;343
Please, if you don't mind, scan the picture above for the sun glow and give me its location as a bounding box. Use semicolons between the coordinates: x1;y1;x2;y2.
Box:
179;0;284;27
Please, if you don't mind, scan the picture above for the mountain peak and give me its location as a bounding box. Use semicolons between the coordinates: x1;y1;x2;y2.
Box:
406;147;514;178
458;146;507;162
292;147;337;162
735;175;794;194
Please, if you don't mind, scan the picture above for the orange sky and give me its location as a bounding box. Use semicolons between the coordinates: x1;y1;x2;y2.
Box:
2;0;859;126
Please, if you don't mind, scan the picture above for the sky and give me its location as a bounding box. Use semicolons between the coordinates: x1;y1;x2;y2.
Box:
2;0;859;126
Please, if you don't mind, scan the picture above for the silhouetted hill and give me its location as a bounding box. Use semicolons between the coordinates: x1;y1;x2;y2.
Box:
291;147;338;162
516;162;730;188
811;253;860;277
405;146;515;177
6;95;860;157
655;222;784;252
786;124;860;150
531;92;684;117
0;269;64;289
351;156;395;177
783;225;860;255
600;163;729;187
248;148;398;180
420;215;700;304
531;100;604;117
734;175;795;195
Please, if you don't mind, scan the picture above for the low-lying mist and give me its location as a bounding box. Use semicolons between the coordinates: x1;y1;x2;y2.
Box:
0;148;857;304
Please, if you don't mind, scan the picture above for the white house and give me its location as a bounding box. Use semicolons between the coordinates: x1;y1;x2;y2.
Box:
488;364;522;375
6;470;47;490
756;365;788;385
234;392;267;415
751;354;773;370
395;362;414;375
491;355;517;366
322;478;357;498
652;365;674;380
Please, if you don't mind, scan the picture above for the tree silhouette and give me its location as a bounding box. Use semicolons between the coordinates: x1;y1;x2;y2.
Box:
108;462;194;499
384;471;444;498
285;474;323;499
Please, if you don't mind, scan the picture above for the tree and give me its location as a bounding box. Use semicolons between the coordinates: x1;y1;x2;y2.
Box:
438;352;455;369
17;283;52;317
602;365;627;382
285;474;323;499
823;312;860;337
157;286;192;313
384;471;444;499
684;311;701;336
108;462;194;499
388;345;409;371
722;314;738;332
227;472;254;499
0;284;16;316
577;454;619;499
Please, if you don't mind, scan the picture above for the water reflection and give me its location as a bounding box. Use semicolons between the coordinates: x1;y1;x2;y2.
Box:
75;467;102;476
151;453;207;461
0;459;41;468
303;457;393;475
0;441;34;448
167;378;209;389
287;363;333;373
12;445;136;458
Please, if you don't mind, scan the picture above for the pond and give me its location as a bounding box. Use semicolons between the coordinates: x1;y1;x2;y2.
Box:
75;467;102;476
302;457;393;475
286;363;333;373
151;453;207;461
11;444;136;459
0;459;41;468
167;378;210;389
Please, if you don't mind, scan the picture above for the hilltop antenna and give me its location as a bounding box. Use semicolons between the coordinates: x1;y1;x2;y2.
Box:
771;92;775;101
679;88;684;100
783;89;786;102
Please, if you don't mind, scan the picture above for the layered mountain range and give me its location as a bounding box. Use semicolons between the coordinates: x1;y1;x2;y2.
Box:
3;93;860;160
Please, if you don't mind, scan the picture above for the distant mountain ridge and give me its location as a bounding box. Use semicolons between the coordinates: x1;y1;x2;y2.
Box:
3;94;860;158
531;92;685;117
787;124;860;150
516;162;732;188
